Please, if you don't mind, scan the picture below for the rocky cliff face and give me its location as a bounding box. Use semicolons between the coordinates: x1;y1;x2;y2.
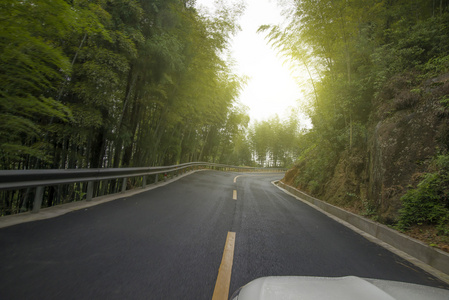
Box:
284;72;449;223
366;73;449;222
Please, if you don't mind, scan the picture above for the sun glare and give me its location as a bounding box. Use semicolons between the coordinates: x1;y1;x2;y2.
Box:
233;32;304;122
231;0;305;123
197;0;310;125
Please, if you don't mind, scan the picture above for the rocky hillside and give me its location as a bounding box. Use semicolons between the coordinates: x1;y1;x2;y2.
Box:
283;72;449;249
275;1;449;251
365;72;449;222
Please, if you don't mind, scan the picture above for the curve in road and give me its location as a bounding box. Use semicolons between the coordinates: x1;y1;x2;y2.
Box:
0;171;447;299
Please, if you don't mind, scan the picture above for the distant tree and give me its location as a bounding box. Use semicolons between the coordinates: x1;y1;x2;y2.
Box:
248;114;301;167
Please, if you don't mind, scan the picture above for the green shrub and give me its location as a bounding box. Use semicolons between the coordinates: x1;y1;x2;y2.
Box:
421;55;449;78
397;154;449;235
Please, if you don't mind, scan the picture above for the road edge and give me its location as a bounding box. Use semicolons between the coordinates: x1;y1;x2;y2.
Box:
274;180;449;285
0;170;208;229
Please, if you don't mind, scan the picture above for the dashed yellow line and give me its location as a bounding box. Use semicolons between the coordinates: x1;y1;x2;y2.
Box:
212;231;236;300
233;190;237;200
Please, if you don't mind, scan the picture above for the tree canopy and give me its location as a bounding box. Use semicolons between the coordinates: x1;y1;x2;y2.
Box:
260;0;449;194
0;0;250;171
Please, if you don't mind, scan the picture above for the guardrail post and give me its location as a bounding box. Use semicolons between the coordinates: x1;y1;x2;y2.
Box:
86;181;94;201
32;186;44;213
155;174;158;184
121;178;127;193
142;175;146;188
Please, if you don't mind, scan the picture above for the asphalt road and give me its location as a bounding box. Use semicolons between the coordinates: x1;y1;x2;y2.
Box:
0;171;447;299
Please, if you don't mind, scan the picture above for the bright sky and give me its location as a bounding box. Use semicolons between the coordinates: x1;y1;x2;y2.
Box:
196;0;308;124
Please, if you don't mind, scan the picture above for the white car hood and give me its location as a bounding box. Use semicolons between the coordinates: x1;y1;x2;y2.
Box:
232;276;449;300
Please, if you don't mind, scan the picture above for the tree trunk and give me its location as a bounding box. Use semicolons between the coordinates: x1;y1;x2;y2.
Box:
90;128;106;168
122;92;142;167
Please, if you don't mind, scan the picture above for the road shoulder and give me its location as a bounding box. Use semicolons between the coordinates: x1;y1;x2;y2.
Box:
274;180;449;285
0;170;205;229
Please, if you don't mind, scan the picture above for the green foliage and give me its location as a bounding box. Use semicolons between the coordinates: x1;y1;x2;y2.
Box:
298;145;339;194
397;154;449;236
0;0;248;172
440;95;449;109
260;0;449;202
0;0;76;167
1;0;253;213
248;114;301;168
346;192;377;218
422;55;449;79
373;13;449;88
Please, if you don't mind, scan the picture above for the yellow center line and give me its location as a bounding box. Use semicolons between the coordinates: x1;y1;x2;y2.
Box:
233;190;237;200
212;231;236;300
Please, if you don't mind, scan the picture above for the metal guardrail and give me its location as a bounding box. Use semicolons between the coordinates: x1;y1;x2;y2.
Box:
0;162;286;213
